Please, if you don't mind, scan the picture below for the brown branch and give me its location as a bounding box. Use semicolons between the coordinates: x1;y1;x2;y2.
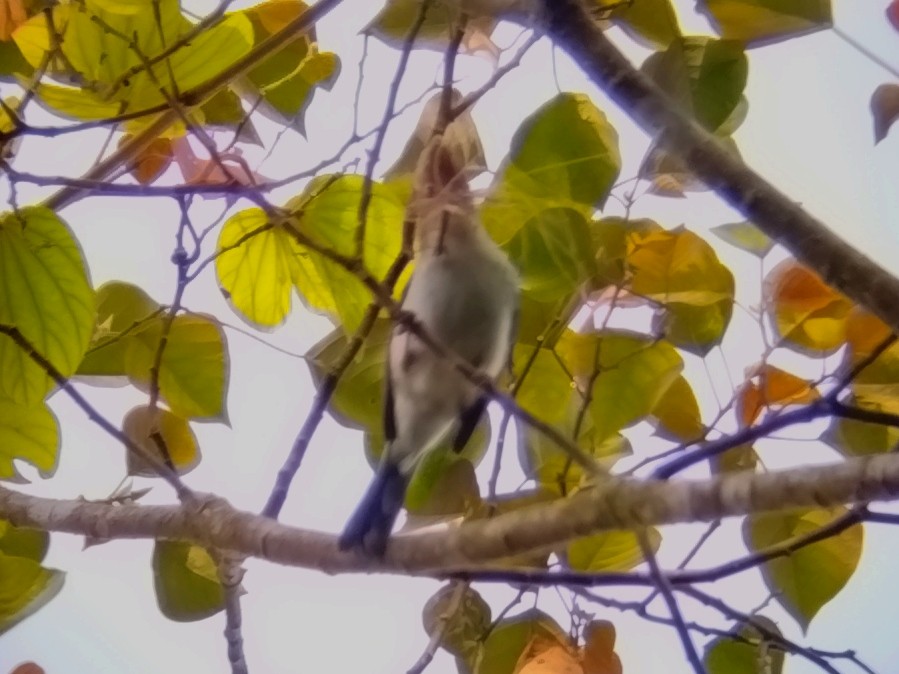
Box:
540;0;899;337
6;452;899;573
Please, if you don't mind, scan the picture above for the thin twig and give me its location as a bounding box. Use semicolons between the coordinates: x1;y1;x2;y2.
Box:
354;0;431;258
637;529;706;674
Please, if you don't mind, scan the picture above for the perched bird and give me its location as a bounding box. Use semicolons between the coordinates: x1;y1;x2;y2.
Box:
338;133;519;557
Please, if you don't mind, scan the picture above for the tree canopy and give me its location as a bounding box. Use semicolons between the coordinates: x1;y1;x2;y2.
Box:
1;1;899;673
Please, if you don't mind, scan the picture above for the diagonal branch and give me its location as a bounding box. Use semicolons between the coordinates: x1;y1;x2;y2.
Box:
539;0;899;336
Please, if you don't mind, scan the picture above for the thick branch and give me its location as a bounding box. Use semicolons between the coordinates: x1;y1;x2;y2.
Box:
540;0;899;335
5;452;899;573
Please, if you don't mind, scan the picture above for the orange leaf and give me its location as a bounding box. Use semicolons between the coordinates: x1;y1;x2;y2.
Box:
737;381;763;427
581;621;622;674
755;364;820;406
515;635;582;674
0;0;26;41
766;260;852;352
846;307;891;359
123;136;174;185
253;0;307;35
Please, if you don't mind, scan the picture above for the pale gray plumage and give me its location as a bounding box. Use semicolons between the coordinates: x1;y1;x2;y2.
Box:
338;136;519;557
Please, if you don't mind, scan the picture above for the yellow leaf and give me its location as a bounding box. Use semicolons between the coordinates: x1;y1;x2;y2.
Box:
216;208;300;328
0;398;58;480
0;552;64;635
652;375;703;441
123;405;200;476
516;641;582;674
698;0;832;46
567;527;661;573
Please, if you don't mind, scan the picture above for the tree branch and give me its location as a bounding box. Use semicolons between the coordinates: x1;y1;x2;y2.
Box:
539;0;899;336
6;452;899;573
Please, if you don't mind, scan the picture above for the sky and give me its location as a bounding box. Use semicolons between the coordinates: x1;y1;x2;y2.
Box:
2;1;899;673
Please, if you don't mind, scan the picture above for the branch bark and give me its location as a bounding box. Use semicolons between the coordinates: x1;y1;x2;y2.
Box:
5;451;899;574
540;0;899;335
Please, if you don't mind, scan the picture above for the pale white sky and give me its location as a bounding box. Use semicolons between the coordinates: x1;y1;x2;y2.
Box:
2;1;899;673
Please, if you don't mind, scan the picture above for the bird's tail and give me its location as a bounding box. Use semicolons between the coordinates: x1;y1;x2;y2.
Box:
338;460;409;557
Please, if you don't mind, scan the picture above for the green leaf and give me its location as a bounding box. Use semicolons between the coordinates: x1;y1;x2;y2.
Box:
503;208;595;303
592;0;681;48
710;443;758;474
627;228;735;354
698;0;832;47
0;41;33;78
515;331;680;492
642;37;748;132
704;617;785;674
0;398;58;480
287;174;406;332
125;314;229;421
556;330;683;441
519;417;629;495
77;281;162;376
822;401;899;456
0;207;94;404
14;0;253;118
242;0;340;124
474;609;568;674
0;522;48;562
567;527;661;572
482;93;621;244
0;552;64;635
199;89;246;127
152;540;224;622
423;584;491;666
307;319;391;440
366;0;494;50
744;507;863;631
255;48;340;122
711;220;775;257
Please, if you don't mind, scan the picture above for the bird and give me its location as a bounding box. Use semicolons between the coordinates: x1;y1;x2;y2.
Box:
338;132;519;557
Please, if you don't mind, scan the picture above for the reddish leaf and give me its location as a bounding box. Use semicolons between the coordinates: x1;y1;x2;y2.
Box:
10;665;44;674
871;83;899;143
171;137;266;187
888;0;899;32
